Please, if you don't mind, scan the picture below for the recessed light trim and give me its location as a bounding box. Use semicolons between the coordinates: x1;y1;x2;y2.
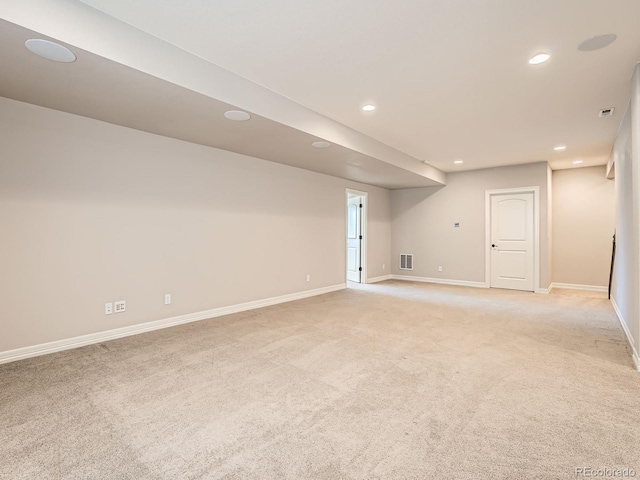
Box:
362;104;376;112
528;53;550;65
578;34;617;52
25;39;76;63
572;160;584;164
224;110;251;121
454;160;464;164
311;141;331;148
554;145;567;151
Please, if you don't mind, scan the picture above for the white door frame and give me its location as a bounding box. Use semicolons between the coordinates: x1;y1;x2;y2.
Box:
485;186;540;292
346;189;367;284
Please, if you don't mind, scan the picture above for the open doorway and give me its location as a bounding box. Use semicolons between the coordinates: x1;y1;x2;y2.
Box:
346;189;367;285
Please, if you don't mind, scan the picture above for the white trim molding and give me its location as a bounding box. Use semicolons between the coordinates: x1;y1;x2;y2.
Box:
549;283;608;293
485;186;541;293
367;275;393;284
611;297;640;371
391;274;488;289
0;283;346;365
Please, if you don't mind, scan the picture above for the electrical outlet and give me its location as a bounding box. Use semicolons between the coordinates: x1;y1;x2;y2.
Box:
165;293;171;305
104;302;113;315
383;263;385;270
306;274;311;282
114;300;126;313
438;266;443;272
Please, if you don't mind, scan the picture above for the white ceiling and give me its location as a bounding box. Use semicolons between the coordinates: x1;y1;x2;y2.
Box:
76;0;640;172
0;20;442;190
2;0;640;185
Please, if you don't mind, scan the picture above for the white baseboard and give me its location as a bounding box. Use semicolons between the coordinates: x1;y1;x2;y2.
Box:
390;274;488;289
366;275;393;284
392;275;559;295
0;283;346;365
550;282;608;293
611;297;640;372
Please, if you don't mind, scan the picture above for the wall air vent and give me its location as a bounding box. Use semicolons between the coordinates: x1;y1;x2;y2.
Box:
400;253;413;270
599;107;615;117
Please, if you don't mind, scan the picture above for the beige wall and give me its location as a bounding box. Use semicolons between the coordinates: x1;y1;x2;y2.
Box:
0;97;391;353
611;67;639;363
551;166;614;287
390;162;550;288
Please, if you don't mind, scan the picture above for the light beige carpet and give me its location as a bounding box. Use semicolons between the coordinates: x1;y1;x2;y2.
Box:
1;281;639;479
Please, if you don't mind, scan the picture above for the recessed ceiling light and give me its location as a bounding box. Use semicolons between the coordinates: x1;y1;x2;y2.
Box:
224;110;251;121
362;104;376;112
528;53;550;65
578;34;617;52
454;160;464;164
554;145;567;151
25;39;76;63
311;141;331;148
573;160;583;164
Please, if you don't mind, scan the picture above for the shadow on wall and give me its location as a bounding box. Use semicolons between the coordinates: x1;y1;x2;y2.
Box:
390;185;446;220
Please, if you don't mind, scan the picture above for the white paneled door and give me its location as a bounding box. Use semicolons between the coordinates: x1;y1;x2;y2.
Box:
490;192;534;291
347;195;362;283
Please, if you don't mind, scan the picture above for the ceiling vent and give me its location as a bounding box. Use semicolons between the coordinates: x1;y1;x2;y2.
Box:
400;253;413;270
599;107;615;117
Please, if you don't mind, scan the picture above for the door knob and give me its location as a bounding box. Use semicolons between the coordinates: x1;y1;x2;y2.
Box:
492;244;497;248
